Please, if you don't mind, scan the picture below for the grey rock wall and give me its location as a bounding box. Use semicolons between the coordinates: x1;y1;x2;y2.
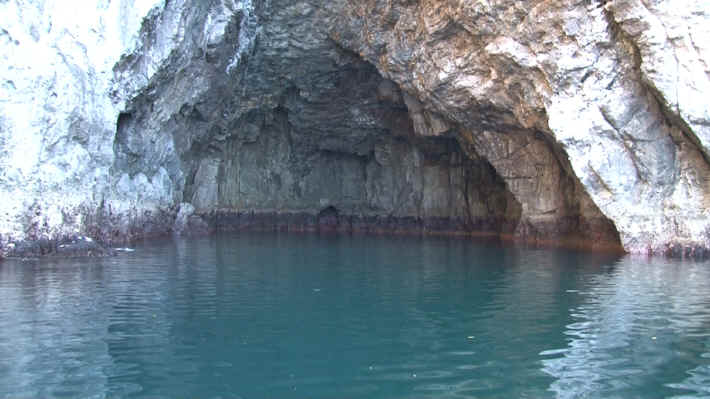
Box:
2;0;709;256
113;0;521;238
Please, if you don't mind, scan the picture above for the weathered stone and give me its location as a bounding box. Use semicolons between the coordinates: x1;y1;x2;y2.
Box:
0;0;170;255
327;0;710;254
4;235;114;259
1;0;709;256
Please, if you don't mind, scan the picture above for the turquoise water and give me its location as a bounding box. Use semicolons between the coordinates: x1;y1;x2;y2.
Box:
1;233;710;398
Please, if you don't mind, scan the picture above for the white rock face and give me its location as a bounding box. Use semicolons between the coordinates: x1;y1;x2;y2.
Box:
611;0;710;150
0;0;245;246
0;0;173;245
548;0;710;254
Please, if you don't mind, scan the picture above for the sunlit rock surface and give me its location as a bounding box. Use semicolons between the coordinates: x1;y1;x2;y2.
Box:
329;0;710;254
0;0;171;249
1;0;709;256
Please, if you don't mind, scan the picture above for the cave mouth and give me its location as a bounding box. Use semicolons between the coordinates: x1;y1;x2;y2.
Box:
107;16;621;252
317;206;340;231
109;48;525;241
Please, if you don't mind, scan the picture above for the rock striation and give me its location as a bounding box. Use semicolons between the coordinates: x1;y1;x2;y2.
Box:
1;0;709;256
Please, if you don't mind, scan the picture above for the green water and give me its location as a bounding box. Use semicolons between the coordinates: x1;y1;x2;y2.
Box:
1;233;710;398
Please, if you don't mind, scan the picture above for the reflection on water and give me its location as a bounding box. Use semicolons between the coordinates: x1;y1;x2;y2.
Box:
542;257;710;398
0;233;709;398
0;258;113;398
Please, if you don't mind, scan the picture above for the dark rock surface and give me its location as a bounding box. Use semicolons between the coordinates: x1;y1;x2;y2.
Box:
4;235;114;259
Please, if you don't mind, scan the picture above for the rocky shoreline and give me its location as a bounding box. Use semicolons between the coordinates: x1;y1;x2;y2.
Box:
1;208;629;260
13;205;710;259
2;235;116;259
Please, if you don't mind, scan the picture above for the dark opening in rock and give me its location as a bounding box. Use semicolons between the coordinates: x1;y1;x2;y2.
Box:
116;112;132;141
317;206;339;231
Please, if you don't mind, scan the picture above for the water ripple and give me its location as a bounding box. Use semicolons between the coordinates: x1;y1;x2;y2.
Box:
0;235;709;398
541;257;710;399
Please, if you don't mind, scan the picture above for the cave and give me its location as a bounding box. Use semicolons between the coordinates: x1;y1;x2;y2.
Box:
94;0;628;252
116;49;517;234
47;0;710;257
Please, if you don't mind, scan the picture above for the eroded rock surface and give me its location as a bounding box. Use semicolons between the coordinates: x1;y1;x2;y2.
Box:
1;0;709;256
0;0;173;251
329;0;710;254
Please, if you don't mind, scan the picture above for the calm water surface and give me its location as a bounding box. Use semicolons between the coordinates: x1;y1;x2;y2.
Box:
1;233;710;398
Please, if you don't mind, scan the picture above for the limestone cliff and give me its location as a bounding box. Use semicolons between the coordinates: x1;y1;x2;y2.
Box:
1;0;709;256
